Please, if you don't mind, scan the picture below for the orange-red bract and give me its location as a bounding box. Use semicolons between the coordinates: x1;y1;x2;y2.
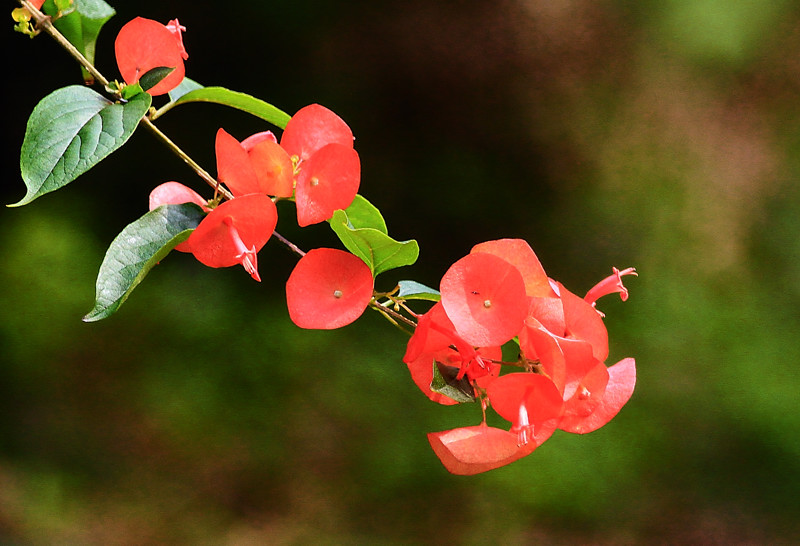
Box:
281;104;354;162
115;17;186;96
427;425;532;476
215;128;262;197
440;252;528;347
471;238;556;298
247;139;294;198
187;194;277;281
558;357;636;434
294;143;360;227
285;248;373;330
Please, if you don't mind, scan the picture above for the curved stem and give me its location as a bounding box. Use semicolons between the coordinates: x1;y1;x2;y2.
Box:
19;0;109;88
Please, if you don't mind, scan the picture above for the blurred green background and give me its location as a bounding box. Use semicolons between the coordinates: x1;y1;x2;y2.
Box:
3;1;800;544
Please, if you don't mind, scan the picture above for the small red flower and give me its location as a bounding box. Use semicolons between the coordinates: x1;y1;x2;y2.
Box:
285;248;374;329
186;194;277;281
115;17;187;96
281;105;361;226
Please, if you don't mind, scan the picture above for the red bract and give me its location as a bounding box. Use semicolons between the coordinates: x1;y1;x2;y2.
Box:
486;373;564;446
246;139;294;198
281;104;354;162
295;143;360;227
440;252;528;347
187;194;277;281
115;17;187;96
427;425;531;476
216;128;262;197
558;358;636;434
280;105;361;226
471;238;556;298
148;181;209;253
286;248;374;330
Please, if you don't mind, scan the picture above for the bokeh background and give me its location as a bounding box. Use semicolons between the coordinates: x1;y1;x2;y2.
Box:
3;1;800;544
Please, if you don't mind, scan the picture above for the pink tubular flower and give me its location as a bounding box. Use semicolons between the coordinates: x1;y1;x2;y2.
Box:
115;17;187;96
584;266;639;309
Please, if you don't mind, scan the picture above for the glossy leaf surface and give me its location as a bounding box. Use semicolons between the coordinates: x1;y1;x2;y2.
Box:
13;86;151;207
83;203;205;322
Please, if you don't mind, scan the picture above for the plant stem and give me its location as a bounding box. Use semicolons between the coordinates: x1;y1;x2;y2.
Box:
18;0;109;87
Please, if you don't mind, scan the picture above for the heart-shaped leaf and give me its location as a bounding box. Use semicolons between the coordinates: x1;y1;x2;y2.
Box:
83;203;205;322
12;85;151;207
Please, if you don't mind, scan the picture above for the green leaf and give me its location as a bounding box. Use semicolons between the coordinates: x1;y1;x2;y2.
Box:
44;0;115;83
167;77;204;103
138;66;176;93
11;86;151;207
328;199;419;276
154;84;291;128
338;194;387;233
397;280;440;302
83;204;206;322
430;360;476;403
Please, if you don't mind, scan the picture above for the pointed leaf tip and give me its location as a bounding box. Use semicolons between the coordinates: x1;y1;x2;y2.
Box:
83;203;205;322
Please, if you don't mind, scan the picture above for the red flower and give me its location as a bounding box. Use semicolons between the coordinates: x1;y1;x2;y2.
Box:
415;238;637;474
280;104;361;227
186;194;278;281
285;248;374;329
115;17;187;96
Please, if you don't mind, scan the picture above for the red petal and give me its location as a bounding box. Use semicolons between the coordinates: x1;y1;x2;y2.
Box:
487;373;564;432
148;182;208;252
215;129;261;197
247;139;294;197
115;17;185;96
560;282;609;362
285;248;373;330
295;143;360;227
281;104;354;162
559;358;636;434
471;238;556;298
240;131;278;150
518;318;567;390
427;425;531;475
187;194;277;270
440;252;528;347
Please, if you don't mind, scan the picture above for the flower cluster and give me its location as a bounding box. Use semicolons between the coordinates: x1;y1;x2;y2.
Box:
119;18;364;294
104;15;638;476
405;239;637;475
